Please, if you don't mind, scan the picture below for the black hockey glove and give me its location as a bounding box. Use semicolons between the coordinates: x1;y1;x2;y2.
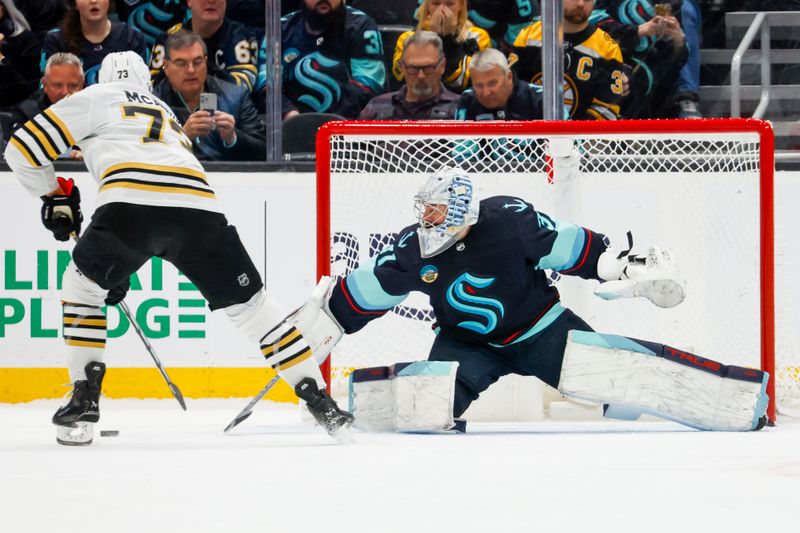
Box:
104;278;130;306
41;177;83;242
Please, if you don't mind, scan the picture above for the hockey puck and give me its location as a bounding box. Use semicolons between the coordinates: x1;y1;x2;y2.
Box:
100;430;120;437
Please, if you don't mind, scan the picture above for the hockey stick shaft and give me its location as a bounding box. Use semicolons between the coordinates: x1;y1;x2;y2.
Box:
224;374;280;432
119;300;187;411
69;234;186;410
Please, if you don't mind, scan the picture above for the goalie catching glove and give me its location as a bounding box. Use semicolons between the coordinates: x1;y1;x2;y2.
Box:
41;177;82;242
595;232;686;308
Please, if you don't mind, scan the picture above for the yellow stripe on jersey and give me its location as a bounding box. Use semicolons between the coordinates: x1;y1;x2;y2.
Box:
582;29;624;63
276;347;313;371
99;181;217;199
9;136;41;167
101;162;208;183
513;21;541;47
231;63;257;75
65;338;106;349
230;71;254;90
63;317;108;327
261;328;301;357
25;120;59;160
43;108;76;146
514;23;622;63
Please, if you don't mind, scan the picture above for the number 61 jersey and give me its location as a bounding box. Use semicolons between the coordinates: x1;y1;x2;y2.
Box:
4;82;222;215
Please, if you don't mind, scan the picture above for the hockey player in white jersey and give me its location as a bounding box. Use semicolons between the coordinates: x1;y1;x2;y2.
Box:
3;51;353;445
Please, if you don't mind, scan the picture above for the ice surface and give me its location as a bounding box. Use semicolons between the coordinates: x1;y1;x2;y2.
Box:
1;399;798;533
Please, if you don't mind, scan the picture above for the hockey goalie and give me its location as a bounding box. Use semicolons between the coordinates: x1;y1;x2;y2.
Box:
285;166;769;433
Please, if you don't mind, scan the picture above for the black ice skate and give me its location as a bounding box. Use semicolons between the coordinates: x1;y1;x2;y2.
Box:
53;362;106;445
295;377;354;442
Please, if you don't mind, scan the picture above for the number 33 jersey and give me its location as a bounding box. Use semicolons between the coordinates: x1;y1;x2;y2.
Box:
4;82;222;214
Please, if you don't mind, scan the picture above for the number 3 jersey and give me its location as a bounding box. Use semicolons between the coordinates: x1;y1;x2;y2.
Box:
281;6;386;118
328;196;609;346
4;82;222;215
508;22;625;120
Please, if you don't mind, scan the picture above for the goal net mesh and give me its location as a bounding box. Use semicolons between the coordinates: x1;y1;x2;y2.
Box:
320;122;798;418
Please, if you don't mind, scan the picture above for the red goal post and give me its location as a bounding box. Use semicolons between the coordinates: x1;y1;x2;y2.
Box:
315;119;777;422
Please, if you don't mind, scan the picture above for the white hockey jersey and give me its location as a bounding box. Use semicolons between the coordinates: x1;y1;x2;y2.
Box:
4;82;222;214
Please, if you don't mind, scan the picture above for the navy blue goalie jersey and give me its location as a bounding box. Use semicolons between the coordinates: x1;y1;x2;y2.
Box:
328;196;609;346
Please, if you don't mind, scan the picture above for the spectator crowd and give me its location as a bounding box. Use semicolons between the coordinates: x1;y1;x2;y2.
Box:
0;0;795;160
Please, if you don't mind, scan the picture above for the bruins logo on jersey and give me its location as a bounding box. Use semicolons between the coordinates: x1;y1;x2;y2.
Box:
531;72;579;117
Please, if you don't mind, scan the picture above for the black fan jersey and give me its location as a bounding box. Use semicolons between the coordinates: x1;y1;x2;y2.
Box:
41;22;148;86
509;22;625;120
281;6;386;118
328;196;608;346
149;18;260;91
116;0;189;47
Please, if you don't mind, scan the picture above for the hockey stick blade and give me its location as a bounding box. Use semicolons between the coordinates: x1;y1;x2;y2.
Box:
224;375;280;432
168;382;187;411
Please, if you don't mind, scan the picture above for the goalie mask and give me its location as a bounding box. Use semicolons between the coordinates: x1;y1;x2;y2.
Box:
414;167;479;258
98;51;152;91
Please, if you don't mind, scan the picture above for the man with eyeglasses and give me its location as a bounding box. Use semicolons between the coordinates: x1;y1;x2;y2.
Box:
358;31;459;121
153;29;266;160
149;0;260;92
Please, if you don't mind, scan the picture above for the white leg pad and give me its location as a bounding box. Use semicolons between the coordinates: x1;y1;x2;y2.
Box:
349;361;458;432
559;331;769;431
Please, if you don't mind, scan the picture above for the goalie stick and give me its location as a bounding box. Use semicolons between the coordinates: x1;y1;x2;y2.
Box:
69;234;187;411
224;375;280;432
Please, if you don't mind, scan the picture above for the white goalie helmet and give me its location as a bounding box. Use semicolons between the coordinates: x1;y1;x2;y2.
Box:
414;166;480;258
98;51;152;91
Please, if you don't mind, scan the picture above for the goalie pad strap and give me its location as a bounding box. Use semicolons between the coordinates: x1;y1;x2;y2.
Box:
349;361;458;432
559;331;769;431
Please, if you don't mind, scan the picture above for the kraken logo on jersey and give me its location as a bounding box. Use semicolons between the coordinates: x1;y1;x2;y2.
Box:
293;52;343;112
446;273;505;335
617;0;659;53
129;2;181;46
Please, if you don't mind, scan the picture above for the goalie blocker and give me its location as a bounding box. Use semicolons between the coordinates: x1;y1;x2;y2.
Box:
560;331;769;431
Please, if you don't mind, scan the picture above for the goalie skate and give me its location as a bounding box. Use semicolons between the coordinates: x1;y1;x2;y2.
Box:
295;378;354;443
